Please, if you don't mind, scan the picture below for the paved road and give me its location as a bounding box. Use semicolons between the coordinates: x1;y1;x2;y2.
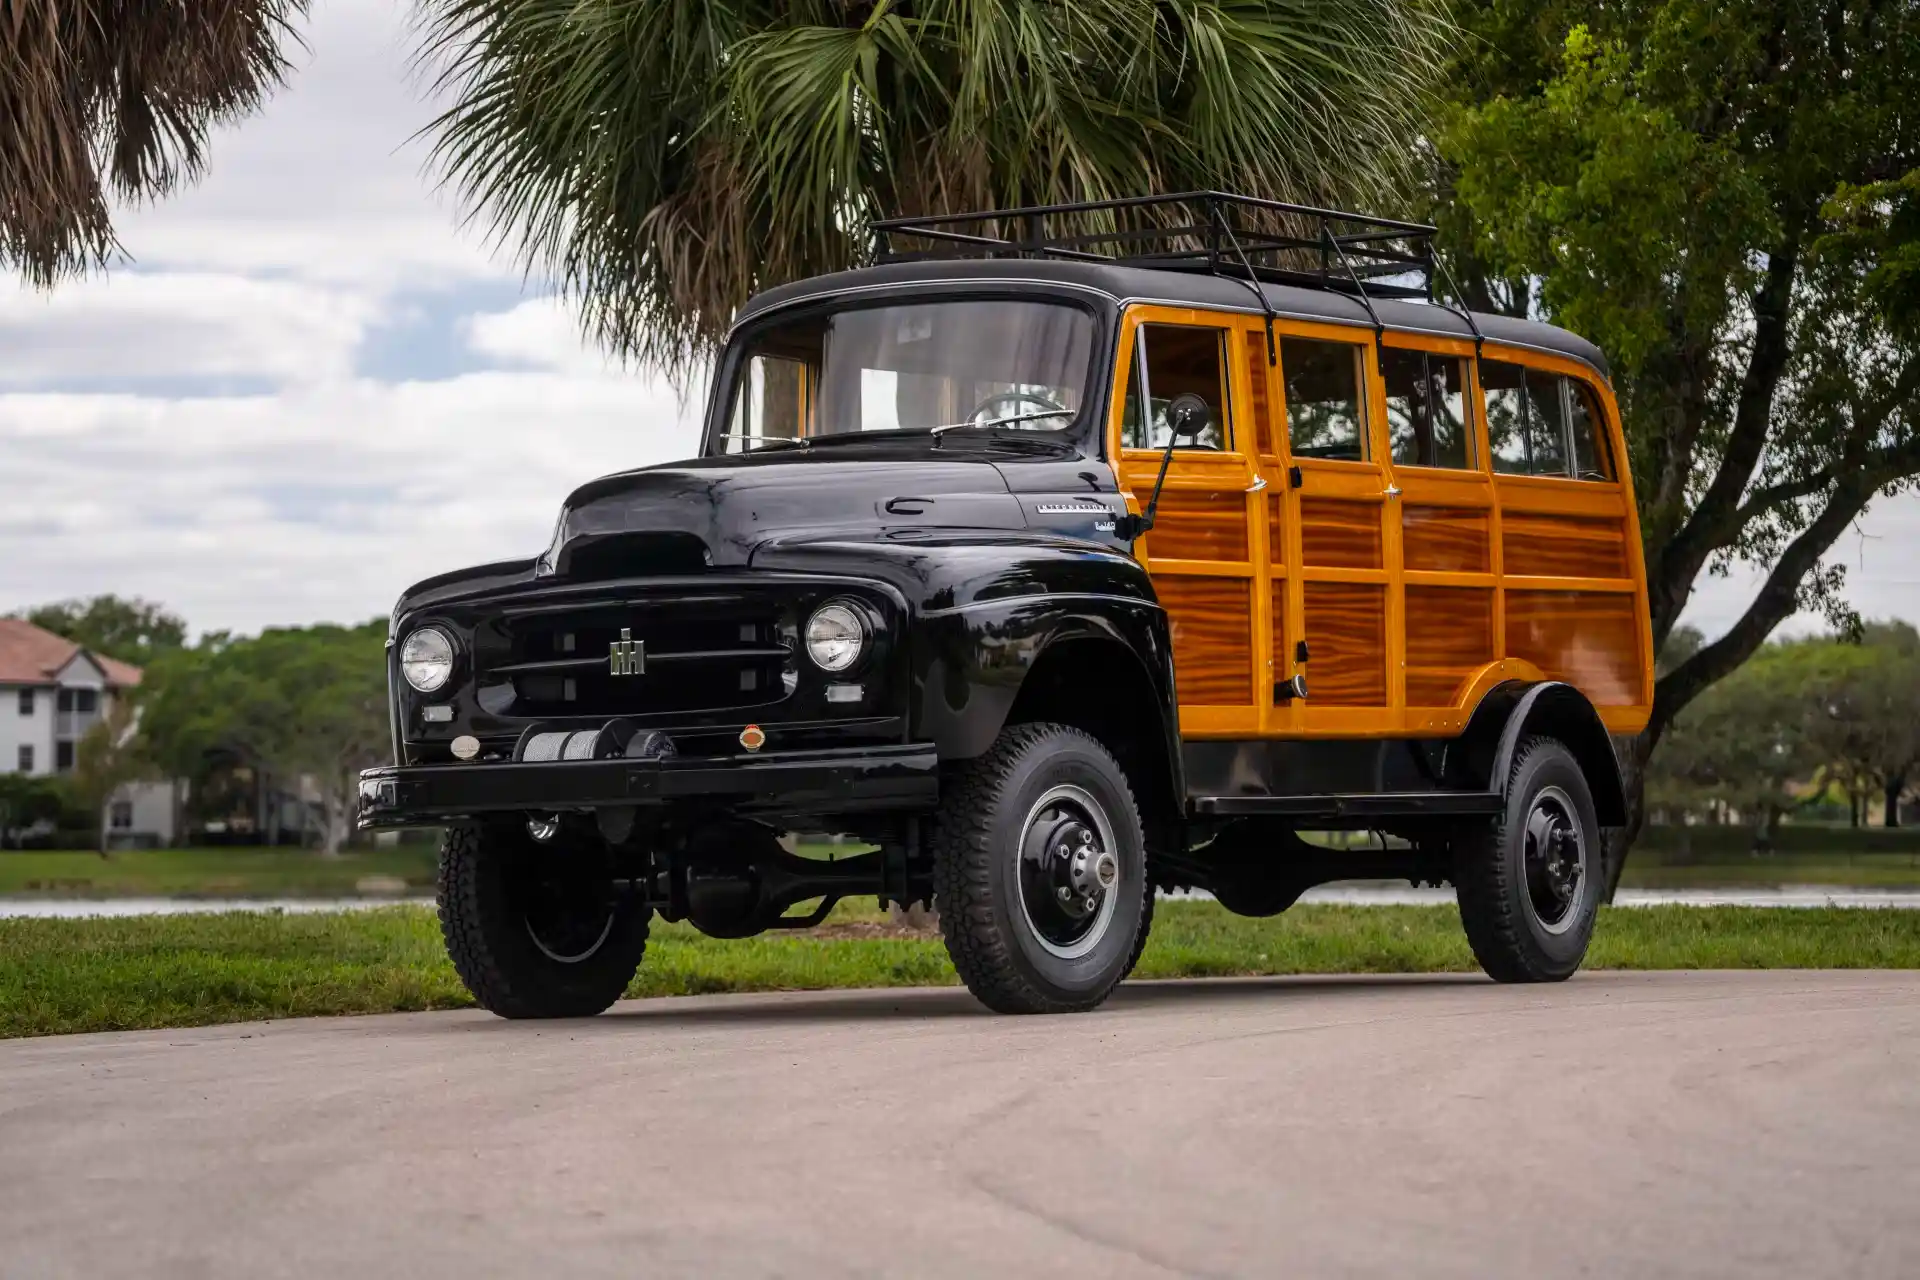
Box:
3;971;1916;1278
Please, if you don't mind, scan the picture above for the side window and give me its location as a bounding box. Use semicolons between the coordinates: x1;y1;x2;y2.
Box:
1281;338;1367;461
17;689;31;716
1482;360;1602;478
1569;381;1614;480
1122;324;1230;450
17;745;33;773
1384;348;1473;469
725;355;809;453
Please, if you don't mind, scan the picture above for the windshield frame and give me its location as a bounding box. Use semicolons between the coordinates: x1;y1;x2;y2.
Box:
702;288;1115;458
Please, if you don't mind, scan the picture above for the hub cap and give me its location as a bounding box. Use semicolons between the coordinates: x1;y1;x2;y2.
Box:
518;851;618;964
1522;785;1587;935
1015;784;1121;960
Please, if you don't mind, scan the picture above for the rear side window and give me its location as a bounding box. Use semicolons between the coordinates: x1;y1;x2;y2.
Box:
1384;348;1473;470
1482;361;1610;480
1281;338;1368;461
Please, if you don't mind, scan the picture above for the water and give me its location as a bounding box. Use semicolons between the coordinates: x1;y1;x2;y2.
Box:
4;887;1920;919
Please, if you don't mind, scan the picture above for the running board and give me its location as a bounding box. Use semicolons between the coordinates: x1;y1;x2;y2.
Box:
1189;792;1504;820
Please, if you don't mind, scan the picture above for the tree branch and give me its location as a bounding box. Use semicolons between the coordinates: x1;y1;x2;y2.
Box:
1652;472;1882;737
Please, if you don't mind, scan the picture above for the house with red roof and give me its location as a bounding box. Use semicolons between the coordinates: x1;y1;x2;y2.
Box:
0;618;174;844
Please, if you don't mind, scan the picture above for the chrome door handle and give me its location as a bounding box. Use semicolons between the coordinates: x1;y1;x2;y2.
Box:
1384;484;1402;498
1246;475;1268;493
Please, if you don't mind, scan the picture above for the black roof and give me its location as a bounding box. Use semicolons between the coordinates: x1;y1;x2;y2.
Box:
734;257;1609;380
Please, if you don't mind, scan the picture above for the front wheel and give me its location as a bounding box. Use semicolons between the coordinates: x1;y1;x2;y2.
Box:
931;723;1150;1013
438;823;650;1018
1454;736;1601;982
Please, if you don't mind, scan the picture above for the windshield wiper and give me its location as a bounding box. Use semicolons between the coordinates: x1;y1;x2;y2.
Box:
928;409;1077;438
717;432;809;452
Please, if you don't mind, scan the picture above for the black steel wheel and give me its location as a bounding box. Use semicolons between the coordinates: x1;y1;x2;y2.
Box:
438;822;650;1018
1454;736;1601;983
931;722;1150;1013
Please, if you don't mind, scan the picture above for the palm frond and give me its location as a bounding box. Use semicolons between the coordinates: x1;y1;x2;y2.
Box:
416;0;1455;372
1;0;309;284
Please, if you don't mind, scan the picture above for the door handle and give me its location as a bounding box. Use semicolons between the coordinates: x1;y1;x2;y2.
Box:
1384;485;1402;498
1246;475;1268;493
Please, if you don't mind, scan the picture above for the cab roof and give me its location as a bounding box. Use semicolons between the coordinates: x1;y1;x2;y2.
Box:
733;257;1609;381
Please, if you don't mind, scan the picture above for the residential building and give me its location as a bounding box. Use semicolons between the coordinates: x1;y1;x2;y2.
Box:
0;618;177;846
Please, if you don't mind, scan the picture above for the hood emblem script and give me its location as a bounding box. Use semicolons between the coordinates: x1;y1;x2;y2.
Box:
609;628;645;677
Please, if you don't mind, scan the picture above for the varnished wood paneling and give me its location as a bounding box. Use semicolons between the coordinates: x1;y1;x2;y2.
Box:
1405;585;1494;707
1268;587;1289;701
1157;575;1254;705
1247;340;1275;457
1300;497;1382;569
1304;581;1387;705
1403;506;1490;573
1266;494;1286;568
1506;591;1643;706
1144;490;1249;562
1502;513;1628;579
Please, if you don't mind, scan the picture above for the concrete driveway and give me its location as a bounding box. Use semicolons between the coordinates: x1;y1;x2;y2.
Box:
2;970;1915;1278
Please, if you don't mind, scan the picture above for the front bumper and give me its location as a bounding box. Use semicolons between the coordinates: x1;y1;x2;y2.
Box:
357;742;939;828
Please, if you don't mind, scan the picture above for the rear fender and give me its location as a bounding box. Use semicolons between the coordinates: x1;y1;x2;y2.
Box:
1447;681;1627;826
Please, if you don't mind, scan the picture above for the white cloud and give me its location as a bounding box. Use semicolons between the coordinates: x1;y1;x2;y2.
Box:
0;272;375;386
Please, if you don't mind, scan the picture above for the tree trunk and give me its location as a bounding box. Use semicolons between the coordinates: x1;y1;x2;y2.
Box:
1888;773;1906;829
1601;731;1653;903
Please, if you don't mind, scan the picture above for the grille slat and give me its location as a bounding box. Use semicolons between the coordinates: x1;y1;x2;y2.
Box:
481;599;793;718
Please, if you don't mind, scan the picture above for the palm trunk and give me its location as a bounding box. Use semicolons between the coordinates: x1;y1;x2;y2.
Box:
1887;773;1906;828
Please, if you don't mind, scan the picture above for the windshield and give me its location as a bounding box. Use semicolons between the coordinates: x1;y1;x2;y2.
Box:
713;300;1095;453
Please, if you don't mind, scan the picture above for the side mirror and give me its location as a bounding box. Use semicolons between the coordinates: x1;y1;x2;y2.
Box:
1165;392;1212;441
1116;393;1214;541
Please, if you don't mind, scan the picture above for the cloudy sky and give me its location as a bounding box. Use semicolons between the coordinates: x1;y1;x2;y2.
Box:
0;0;1914;639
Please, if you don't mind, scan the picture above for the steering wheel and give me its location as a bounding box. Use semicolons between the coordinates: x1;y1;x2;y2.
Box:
969;389;1068;426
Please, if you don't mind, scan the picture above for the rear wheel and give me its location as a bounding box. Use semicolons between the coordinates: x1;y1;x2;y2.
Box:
438;822;650;1018
931;723;1149;1013
1454;737;1600;982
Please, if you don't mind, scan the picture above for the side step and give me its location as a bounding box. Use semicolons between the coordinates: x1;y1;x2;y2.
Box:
1189;792;1503;820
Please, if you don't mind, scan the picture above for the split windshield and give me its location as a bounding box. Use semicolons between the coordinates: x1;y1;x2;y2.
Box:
713;300;1095;453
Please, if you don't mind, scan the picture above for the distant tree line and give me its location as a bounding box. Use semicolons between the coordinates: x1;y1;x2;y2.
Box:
2;596;386;853
1648;621;1920;838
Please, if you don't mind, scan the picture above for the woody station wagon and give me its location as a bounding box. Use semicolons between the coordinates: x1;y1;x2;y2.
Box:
359;193;1652;1017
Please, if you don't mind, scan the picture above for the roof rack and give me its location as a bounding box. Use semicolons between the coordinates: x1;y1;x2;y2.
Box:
872;190;1441;304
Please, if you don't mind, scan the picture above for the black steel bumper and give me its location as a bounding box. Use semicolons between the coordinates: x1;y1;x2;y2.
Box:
356;743;939;828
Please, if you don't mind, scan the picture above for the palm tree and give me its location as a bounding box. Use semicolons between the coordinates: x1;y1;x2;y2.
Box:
1;0;308;284
419;0;1453;370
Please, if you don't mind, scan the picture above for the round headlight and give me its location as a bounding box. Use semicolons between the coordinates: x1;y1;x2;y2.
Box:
805;602;868;673
400;627;455;693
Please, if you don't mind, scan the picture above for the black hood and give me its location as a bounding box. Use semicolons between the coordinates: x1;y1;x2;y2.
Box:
543;436;1053;575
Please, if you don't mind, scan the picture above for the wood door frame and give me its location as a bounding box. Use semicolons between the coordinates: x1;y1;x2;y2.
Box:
1106;305;1266;738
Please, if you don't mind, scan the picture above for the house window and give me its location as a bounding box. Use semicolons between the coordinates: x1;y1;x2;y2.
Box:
17;689;32;716
56;688;73;713
110;800;134;830
17;745;33;773
76;689;98;715
55;741;74;773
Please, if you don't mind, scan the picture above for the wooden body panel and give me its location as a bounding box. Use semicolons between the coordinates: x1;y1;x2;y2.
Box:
1106;310;1653;740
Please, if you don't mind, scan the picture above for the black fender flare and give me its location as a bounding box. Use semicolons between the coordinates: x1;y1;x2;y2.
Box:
1447;681;1627;826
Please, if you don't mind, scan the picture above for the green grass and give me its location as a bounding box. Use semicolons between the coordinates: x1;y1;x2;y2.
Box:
5;836;1920;901
4;900;1918;1039
0;846;440;898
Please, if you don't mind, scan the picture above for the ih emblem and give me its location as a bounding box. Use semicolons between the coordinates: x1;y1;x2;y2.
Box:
609;628;645;677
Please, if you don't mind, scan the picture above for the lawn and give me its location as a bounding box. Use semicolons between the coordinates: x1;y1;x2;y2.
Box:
0;845;439;898
4;899;1918;1039
4;835;1920;901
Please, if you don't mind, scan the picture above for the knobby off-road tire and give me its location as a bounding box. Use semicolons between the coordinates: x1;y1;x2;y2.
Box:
438;823;650;1019
931;722;1151;1013
1454;736;1602;983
